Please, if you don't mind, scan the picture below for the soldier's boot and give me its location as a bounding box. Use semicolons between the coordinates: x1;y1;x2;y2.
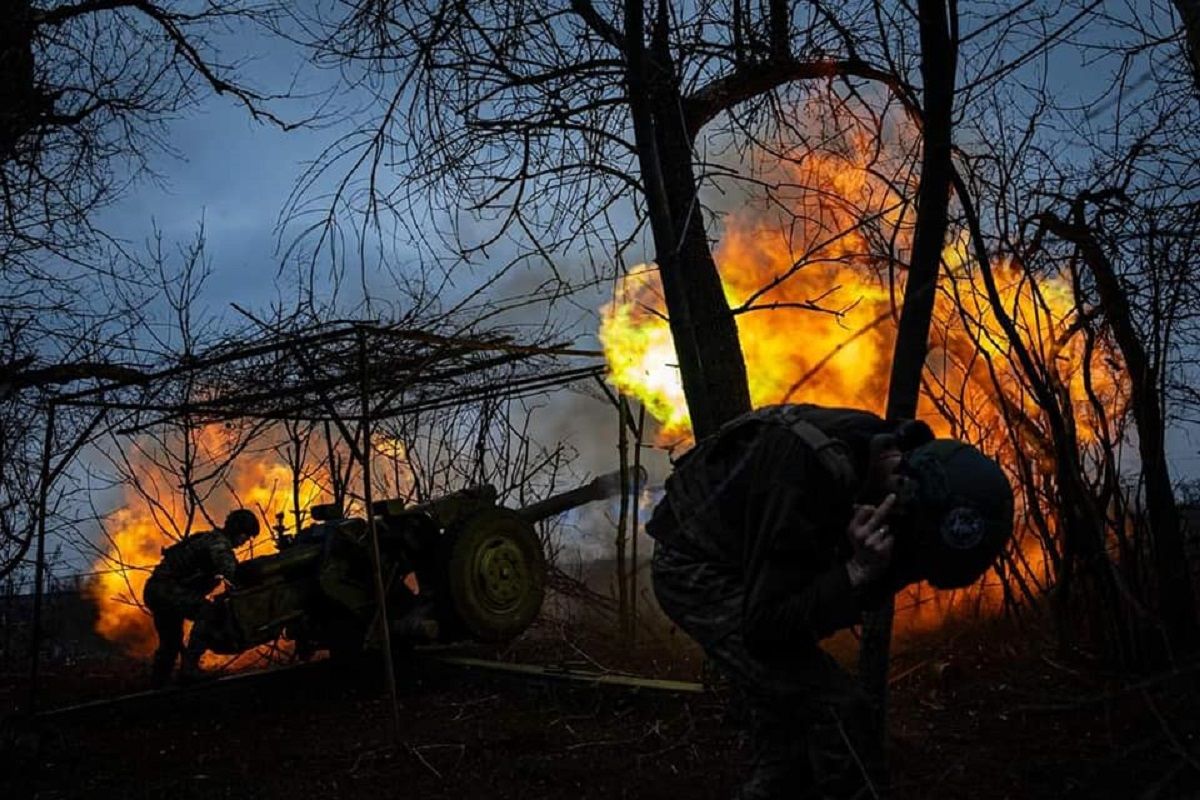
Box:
150;648;176;689
807;700;886;800
177;656;207;684
734;703;817;800
392;600;440;642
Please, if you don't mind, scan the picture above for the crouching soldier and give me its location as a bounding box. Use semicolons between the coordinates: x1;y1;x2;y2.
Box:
647;404;1013;799
143;509;260;686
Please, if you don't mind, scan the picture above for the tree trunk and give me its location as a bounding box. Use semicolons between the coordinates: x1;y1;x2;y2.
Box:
617;395;631;638
0;0;39;162
654;130;752;439
860;0;957;745
1042;211;1199;657
630;401;646;636
1174;0;1200;92
624;0;752;439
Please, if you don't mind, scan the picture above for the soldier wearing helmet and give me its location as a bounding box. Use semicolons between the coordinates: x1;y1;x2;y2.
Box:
142;509;260;686
647;404;1013;799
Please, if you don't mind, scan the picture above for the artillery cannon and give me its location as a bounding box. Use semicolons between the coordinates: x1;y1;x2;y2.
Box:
203;469;640;659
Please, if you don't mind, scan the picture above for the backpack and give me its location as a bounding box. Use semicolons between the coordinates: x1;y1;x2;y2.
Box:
156;531;224;590
706;404;860;494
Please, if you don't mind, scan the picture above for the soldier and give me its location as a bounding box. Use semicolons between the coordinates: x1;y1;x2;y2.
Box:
647;404;1013;799
142;509;260;686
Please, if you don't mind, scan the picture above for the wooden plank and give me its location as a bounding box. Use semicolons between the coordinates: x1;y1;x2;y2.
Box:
429;655;705;694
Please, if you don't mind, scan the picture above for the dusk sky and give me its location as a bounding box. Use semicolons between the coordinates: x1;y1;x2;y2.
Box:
80;8;1200;488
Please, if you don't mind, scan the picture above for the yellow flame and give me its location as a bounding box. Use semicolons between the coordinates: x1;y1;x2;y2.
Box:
600;99;1126;634
86;425;335;659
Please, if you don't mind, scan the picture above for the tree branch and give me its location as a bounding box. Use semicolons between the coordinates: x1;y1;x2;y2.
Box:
683;57;913;139
0;360;147;393
569;0;625;51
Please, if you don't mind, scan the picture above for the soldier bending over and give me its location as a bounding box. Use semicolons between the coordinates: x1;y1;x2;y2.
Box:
647;404;1013;799
143;509;260;686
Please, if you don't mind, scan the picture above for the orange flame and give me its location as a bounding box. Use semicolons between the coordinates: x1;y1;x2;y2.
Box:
601;103;1126;634
86;425;329;660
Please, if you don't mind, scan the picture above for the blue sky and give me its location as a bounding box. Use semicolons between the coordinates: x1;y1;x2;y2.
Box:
91;50;341;315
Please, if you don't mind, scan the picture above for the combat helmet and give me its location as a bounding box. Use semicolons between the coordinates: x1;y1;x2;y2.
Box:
223;509;260;545
893;440;1014;589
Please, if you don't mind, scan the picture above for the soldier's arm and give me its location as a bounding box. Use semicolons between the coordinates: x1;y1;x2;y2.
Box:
210;539;239;582
741;431;864;655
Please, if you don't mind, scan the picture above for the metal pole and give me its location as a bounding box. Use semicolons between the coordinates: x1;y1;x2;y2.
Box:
28;401;56;714
358;330;402;741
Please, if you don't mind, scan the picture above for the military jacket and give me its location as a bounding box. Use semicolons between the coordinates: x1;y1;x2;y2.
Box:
151;529;239;594
648;404;919;654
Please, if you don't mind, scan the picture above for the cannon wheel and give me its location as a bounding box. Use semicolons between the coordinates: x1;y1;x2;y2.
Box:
441;508;546;642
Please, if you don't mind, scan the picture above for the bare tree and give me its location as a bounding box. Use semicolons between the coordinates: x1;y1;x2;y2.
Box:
294;1;1200;752
0;0;293;578
1175;0;1200;89
291;1;915;437
1037;190;1200;656
2;0;288;269
910;0;1200;662
854;0;960;740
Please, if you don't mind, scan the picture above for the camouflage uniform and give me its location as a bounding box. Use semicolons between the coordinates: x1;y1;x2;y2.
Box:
143;529;238;685
649;405;919;800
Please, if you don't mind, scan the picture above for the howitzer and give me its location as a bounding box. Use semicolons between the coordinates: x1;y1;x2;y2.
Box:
203;467;645;659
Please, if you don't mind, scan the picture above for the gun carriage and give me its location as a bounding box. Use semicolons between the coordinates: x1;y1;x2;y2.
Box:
205;470;635;659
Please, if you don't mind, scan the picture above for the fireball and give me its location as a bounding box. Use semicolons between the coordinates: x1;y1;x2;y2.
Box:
600;99;1126;634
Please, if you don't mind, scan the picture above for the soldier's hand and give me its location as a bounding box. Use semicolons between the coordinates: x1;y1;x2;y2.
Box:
846;493;896;588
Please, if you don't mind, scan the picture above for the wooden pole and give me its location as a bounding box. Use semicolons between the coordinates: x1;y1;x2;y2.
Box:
291;422;303;536
28;401;56;714
323;419;344;509
358;330;402;742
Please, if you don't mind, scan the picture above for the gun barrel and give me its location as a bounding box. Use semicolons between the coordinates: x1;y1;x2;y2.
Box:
517;467;648;523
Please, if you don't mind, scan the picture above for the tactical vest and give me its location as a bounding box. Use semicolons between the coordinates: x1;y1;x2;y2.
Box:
155;530;228;591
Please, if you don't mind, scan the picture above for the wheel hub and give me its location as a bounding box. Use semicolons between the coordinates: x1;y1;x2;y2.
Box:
475;537;528;611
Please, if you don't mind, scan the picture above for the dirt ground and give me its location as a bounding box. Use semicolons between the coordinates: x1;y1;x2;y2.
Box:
3;614;1199;800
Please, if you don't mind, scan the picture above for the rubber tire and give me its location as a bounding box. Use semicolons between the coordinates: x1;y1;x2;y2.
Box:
441;508;546;642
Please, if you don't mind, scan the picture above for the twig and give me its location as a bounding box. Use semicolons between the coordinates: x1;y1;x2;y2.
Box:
405;742;444;779
1139;759;1189;800
1141;689;1200;774
1016;661;1200;713
887;659;929;686
564;734;643;751
828;706;881;800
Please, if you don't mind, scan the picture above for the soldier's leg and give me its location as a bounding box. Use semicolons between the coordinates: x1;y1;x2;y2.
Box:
705;635;835;799
732;678;882;800
652;545;818;799
804;674;885;799
143;582;216;682
734;692;814;800
143;578;183;688
149;609;184;688
179;634;206;680
654;542;885;798
179;600;219;680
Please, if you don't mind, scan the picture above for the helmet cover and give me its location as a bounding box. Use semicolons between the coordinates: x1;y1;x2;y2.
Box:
223;509;260;544
900;440;1014;589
